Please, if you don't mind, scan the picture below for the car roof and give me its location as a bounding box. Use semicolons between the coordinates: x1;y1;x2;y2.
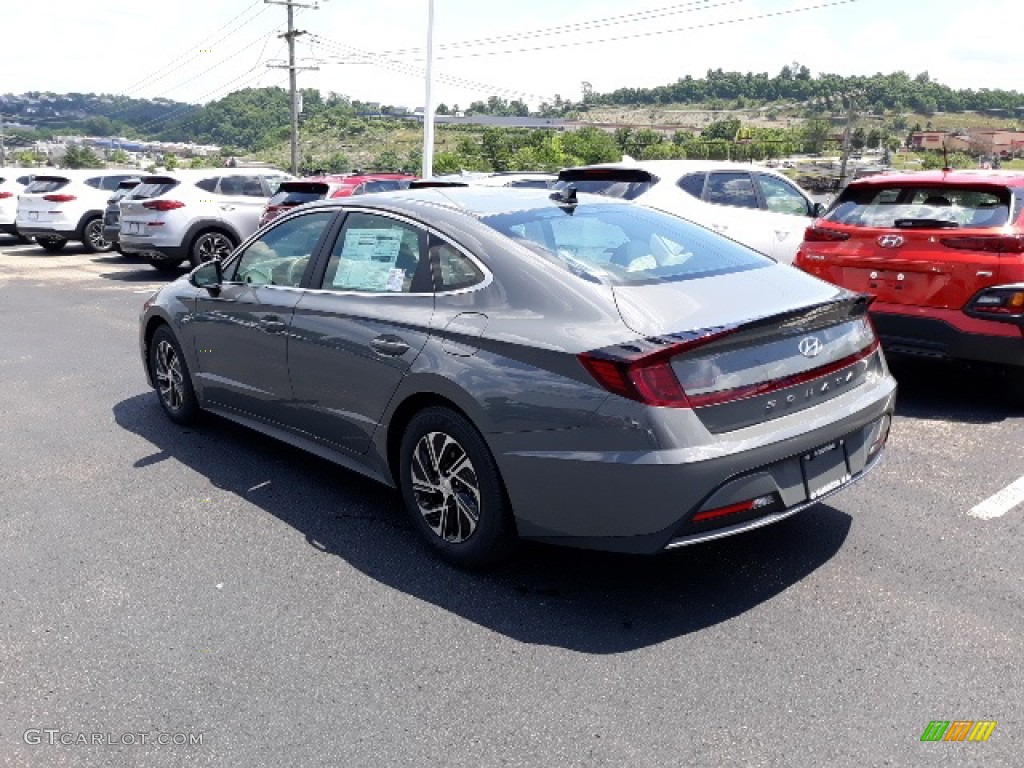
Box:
846;169;1024;188
301;185;621;219
569;159;791;176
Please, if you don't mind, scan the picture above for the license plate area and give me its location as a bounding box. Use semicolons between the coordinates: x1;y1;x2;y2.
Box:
802;440;852;500
29;211;38;221
125;221;142;235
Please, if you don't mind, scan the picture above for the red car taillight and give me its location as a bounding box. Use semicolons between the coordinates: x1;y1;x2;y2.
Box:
969;288;1024;316
0;191;13;199
803;226;850;242
939;234;1024;254
43;194;76;202
142;200;185;211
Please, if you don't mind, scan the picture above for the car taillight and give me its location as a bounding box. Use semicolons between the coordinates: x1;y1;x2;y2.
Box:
939;234;1024;254
578;330;734;408
0;191;13;199
803;226;850;242
43;194;76;202
142;200;185;211
968;287;1024;316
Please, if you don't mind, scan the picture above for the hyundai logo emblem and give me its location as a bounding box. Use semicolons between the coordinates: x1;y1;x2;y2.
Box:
878;235;904;248
799;336;824;358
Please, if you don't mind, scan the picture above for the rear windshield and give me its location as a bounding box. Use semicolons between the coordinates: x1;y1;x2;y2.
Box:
24;177;69;194
824;184;1013;229
482;203;770;286
268;183;329;207
129;178;180;200
354;179;410;194
554;178;653;201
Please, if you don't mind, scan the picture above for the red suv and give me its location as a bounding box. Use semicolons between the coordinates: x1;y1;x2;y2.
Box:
260;173;415;227
794;171;1024;395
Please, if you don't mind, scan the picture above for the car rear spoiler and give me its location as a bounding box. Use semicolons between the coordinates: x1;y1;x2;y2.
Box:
558;167;660;185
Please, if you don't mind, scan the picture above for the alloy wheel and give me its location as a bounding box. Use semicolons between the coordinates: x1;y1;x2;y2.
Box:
84;219;110;252
410;431;481;543
194;232;233;263
154;339;185;412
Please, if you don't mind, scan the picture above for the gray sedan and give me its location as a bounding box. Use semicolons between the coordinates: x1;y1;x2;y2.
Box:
139;187;896;566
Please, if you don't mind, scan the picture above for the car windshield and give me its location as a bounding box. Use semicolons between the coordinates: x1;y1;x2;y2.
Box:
481;203;771;286
824;184;1013;229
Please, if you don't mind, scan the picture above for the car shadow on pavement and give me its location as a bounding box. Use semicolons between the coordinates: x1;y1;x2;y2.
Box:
113;393;853;654
889;357;1022;423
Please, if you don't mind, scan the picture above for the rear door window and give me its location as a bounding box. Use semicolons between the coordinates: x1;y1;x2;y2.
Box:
706;172;759;209
196;177;219;193
677;173;707;199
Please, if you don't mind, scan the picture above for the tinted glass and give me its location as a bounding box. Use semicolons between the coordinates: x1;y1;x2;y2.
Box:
677;173;706;199
355;179;408;194
232;211;335;287
825;185;1012;228
238;176;266;197
129;181;179;199
483;203;771;286
431;237;484;291
267;186;327;207
706;172;758;209
554;179;652;200
17;176;33;185
756;174;810;215
322;213;429;293
85;177;102;189
24;178;69;194
195;177;218;193
101;175;135;191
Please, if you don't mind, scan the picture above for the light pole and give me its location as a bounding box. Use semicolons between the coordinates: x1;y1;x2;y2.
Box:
421;0;436;179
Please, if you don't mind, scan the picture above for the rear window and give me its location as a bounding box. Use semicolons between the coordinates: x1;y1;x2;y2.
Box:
268;183;329;207
24;177;69;194
825;184;1013;229
129;178;180;200
353;179;410;195
557;169;658;201
482;203;770;286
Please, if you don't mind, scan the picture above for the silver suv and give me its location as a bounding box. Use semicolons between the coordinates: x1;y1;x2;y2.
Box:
119;169;291;271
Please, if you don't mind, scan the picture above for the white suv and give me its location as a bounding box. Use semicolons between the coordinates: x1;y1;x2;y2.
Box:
558;160;825;264
16;169;142;252
119;169;291;271
0;168;39;242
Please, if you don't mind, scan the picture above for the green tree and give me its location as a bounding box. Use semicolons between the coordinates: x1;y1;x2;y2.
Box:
108;149;130;165
61;145;103;168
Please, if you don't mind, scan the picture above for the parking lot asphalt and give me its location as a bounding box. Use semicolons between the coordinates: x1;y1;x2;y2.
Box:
1;236;1021;767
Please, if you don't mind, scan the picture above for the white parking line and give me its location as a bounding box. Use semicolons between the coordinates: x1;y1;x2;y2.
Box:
968;476;1024;520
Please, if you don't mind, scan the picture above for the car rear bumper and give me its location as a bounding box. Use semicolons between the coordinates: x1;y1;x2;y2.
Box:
119;240;188;261
871;303;1024;368
17;226;78;240
492;377;896;554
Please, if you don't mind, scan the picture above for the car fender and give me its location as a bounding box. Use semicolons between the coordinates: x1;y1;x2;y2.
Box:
181;217;243;249
74;209;105;239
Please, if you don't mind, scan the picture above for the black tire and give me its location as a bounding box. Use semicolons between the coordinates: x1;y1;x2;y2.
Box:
114;243;124;254
1006;367;1024;406
150;259;185;274
189;230;236;268
36;236;67;253
399;406;516;567
148;325;200;425
16;233;32;245
80;216;113;253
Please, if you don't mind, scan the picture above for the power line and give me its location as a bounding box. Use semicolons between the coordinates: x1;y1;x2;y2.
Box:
432;0;861;60
308;35;555;104
376;0;742;57
118;1;269;96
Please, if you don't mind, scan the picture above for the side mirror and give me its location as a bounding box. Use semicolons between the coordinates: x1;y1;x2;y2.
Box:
811;202;827;218
189;260;223;293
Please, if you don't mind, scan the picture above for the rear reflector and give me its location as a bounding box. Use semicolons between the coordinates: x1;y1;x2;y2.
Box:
939;234;1024;254
693;494;776;523
803;226;850;242
43;194;76;202
142;200;185;211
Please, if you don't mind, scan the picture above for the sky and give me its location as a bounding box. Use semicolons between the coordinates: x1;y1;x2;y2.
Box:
2;0;1021;112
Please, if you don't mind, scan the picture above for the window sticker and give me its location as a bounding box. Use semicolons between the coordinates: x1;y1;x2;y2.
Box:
333;228;404;290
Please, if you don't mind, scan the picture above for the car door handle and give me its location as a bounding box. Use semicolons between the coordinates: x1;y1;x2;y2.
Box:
370;335;410;357
220;205;236;211
775;229;791;240
259;316;287;334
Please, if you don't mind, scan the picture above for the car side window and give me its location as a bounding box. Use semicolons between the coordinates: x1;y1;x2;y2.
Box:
677;173;706;199
196;177;218;193
430;235;484;291
218;177;243;196
756;174;811;216
706;172;758;209
231;211;335;287
239;176;266;197
85;177;102;189
321;213;431;293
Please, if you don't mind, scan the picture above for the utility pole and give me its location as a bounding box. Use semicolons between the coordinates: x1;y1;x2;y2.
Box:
266;0;321;175
1;114;6;168
837;93;860;192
